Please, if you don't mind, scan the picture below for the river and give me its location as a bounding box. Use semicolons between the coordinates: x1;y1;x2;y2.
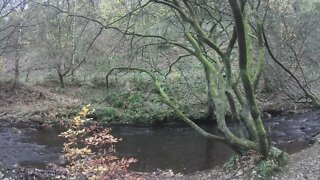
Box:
0;110;319;174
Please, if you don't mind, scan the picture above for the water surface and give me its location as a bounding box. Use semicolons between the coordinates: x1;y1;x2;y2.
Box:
0;110;319;173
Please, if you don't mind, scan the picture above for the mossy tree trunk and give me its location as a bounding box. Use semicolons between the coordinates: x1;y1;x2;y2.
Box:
228;0;269;157
104;0;289;160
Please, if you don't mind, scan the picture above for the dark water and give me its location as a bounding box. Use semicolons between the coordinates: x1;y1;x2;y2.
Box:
0;110;320;174
112;126;233;173
0;127;64;169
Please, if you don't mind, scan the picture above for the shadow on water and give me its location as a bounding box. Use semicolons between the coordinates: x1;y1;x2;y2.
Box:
111;125;233;173
0;110;319;174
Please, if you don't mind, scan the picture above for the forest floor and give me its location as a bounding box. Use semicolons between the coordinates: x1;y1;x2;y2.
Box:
0;81;319;179
0;81;81;126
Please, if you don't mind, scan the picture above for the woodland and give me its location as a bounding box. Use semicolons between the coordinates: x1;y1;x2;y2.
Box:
1;0;320;179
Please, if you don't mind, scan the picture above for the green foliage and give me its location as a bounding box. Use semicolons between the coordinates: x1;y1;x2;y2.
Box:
92;107;121;122
254;148;289;179
223;155;240;170
90;75;105;87
129;75;153;91
105;91;148;109
103;107;120;119
128;94;144;105
92;73;208;123
255;159;278;179
106;92;126;108
92;88;186;124
99;1;127;21
125;106;175;123
222;149;289;179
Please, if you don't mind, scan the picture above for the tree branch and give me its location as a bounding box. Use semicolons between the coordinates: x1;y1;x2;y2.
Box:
105;66;226;142
262;27;320;108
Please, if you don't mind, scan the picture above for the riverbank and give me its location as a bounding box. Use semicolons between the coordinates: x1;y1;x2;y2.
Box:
0;81;80;127
0;81;207;126
0;81;314;127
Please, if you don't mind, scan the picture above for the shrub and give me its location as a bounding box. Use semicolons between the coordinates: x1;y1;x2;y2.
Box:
91;107;121;122
59;105;138;179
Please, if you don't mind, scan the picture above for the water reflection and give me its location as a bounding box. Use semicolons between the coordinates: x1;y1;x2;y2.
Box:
112;126;234;173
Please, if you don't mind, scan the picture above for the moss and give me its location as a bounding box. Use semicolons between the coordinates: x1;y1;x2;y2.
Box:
223;155;240;170
255;159;278;179
254;147;289;179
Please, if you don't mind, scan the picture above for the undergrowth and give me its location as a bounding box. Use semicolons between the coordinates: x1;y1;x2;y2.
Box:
223;149;289;179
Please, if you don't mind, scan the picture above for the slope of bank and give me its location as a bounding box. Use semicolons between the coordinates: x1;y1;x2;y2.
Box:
0;82;81;126
0;81;313;127
274;134;320;180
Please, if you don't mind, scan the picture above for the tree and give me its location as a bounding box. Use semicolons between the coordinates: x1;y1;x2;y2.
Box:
33;0;102;88
0;0;27;89
38;0;291;164
263;0;320;107
99;0;288;161
11;1;27;90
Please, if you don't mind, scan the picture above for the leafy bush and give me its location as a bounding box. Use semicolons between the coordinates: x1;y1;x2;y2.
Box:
128;94;144;105
59;105;138;179
255;159;278;179
255;148;289;179
105;92;127;108
91;107;121;122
